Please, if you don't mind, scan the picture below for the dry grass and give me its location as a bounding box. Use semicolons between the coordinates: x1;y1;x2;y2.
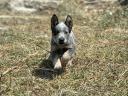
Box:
0;1;128;96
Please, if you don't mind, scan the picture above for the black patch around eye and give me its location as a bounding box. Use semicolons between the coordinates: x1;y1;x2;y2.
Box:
53;30;59;35
65;31;69;34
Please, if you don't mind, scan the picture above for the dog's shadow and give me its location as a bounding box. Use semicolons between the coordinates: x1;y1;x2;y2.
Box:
32;59;55;80
32;59;64;80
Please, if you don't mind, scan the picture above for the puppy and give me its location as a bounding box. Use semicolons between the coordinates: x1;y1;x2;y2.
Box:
48;14;75;74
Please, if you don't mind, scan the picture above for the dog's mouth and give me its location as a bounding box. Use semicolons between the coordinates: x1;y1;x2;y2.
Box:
55;48;68;55
59;38;65;44
52;40;69;48
58;43;68;48
59;42;64;45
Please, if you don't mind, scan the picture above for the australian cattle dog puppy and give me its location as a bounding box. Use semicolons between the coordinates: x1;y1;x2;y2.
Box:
48;14;75;74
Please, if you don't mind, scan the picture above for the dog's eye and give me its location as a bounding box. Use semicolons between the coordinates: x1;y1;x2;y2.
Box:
56;30;59;34
65;31;68;34
54;30;59;35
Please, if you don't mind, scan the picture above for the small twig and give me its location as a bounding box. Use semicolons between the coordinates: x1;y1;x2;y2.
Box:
0;87;10;95
1;66;18;77
114;68;128;84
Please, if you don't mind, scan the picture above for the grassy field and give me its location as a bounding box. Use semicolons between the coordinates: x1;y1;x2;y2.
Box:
0;1;128;96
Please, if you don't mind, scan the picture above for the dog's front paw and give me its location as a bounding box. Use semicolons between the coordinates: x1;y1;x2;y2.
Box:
62;51;71;61
54;68;64;75
53;58;64;75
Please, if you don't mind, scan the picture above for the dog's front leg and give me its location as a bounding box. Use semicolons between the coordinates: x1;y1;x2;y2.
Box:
53;55;62;69
54;56;65;74
49;52;62;69
61;48;75;67
49;52;64;74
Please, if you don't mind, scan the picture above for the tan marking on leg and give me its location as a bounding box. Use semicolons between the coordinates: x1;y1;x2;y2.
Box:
54;58;62;69
67;59;73;66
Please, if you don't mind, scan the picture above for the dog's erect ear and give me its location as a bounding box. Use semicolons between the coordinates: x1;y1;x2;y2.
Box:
51;14;59;32
65;15;73;32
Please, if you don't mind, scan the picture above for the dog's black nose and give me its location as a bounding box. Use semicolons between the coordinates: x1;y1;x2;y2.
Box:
59;38;64;44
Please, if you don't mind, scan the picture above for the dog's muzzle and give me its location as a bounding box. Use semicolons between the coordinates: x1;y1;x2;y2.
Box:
59;37;65;44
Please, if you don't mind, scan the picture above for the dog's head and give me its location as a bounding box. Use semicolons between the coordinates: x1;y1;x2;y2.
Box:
51;14;73;46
